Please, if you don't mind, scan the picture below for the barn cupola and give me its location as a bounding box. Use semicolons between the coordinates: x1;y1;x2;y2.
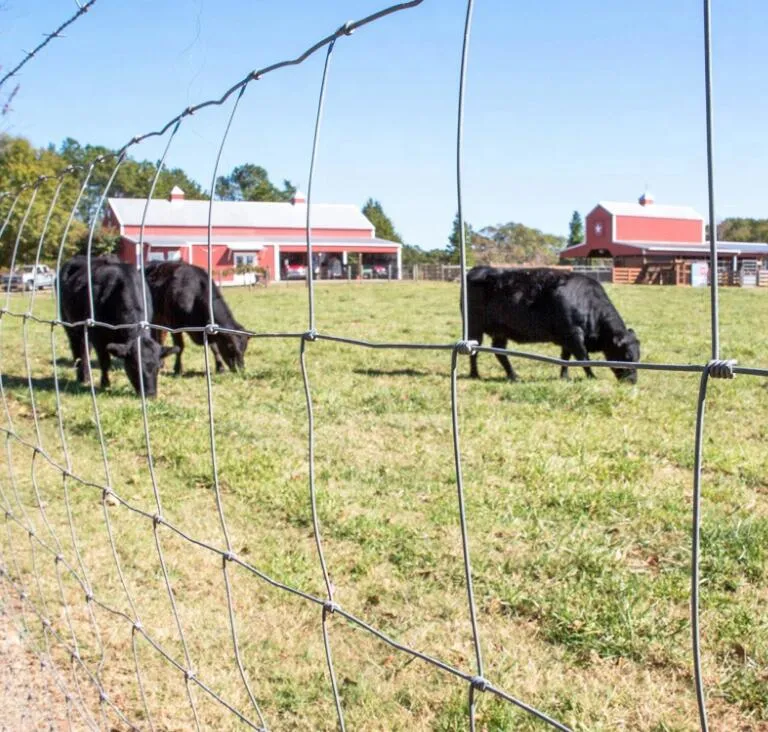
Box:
291;190;307;205
169;185;185;203
638;189;655;206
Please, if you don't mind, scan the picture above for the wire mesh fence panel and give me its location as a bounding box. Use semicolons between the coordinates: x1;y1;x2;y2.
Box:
0;1;767;731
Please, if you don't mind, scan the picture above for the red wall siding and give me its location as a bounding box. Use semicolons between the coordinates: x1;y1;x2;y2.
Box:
120;237;138;264
192;245;230;269
260;245;275;279
615;216;703;244
585;207;613;249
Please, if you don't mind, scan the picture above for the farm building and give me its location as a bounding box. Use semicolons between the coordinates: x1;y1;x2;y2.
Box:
105;187;402;284
560;192;768;285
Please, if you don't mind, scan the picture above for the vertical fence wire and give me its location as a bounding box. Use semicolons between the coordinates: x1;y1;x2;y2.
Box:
702;0;719;362
305;38;339;332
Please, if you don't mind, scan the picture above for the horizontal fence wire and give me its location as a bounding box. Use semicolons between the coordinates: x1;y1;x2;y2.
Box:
0;0;766;730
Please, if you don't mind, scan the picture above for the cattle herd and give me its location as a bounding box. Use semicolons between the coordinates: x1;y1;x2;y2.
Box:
57;255;249;397
53;256;640;397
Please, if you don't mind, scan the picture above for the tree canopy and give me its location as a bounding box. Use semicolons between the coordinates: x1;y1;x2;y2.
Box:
473;222;564;265
568;210;584;246
0;134;207;266
362;198;402;243
447;212;476;265
717;217;768;243
215;163;296;202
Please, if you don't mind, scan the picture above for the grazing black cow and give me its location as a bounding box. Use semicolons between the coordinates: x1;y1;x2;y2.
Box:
143;260;248;375
58;255;178;397
465;266;640;383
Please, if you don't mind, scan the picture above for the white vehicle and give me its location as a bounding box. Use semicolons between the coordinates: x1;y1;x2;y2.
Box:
1;264;56;291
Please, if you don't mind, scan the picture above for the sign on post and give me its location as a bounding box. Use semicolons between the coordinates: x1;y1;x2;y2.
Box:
691;261;709;287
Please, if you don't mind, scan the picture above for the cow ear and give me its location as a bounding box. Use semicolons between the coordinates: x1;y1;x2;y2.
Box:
160;346;180;359
106;343;130;358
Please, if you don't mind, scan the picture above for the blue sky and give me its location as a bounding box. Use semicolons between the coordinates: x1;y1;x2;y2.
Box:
2;0;767;249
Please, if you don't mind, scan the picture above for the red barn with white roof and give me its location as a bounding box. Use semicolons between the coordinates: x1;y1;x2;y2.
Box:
560;192;768;279
106;187;402;284
562;191;706;260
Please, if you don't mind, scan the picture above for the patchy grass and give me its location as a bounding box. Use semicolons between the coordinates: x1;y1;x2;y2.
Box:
0;282;767;730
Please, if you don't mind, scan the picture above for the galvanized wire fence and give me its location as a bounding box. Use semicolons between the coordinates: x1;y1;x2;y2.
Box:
0;1;766;730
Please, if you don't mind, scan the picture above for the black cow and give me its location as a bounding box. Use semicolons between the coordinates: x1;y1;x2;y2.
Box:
143;261;248;375
466;266;640;382
58;255;178;397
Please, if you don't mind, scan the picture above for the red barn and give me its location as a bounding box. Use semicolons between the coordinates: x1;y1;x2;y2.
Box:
106;187;402;284
560;192;768;284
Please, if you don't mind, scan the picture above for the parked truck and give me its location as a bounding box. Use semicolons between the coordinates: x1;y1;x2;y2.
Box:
1;264;56;292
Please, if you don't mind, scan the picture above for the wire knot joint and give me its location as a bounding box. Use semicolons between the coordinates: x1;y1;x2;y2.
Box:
304;329;318;342
323;600;340;615
470;675;489;692
708;359;736;379
455;339;478;356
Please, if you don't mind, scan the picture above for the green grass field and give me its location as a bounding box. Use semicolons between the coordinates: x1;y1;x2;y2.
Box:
0;281;766;731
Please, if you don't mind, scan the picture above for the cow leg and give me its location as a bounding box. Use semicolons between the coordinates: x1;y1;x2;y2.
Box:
560;348;571;380
96;345;111;390
210;341;226;373
491;336;518;382
172;332;184;375
565;332;595;379
78;329;91;385
65;326;86;383
469;333;483;378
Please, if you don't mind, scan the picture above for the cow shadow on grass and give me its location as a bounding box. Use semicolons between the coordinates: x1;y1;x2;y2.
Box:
353;367;575;384
353;367;435;378
1;373;91;395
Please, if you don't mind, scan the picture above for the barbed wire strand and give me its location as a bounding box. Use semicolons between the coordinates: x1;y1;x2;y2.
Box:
0;0;99;91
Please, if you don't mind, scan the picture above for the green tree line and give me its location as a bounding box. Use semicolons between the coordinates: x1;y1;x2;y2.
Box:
1;132;566;269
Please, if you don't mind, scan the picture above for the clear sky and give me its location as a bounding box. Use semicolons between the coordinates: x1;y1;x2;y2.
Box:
2;0;767;249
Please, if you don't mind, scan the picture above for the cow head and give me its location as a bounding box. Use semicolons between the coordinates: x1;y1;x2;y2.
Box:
217;328;249;372
107;337;179;397
606;328;640;383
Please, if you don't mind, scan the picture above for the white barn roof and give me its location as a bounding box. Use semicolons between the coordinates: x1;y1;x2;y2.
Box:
108;197;375;231
597;201;703;221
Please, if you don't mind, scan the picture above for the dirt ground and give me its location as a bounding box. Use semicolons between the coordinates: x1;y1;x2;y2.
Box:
1;599;72;732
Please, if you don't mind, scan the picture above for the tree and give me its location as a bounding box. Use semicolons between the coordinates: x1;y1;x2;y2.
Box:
474;222;565;266
0;134;209;265
361;198;402;243
447;212;476;265
57;137;205;221
215;164;295;202
0;135;88;266
568;210;584;246
717;217;768;243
